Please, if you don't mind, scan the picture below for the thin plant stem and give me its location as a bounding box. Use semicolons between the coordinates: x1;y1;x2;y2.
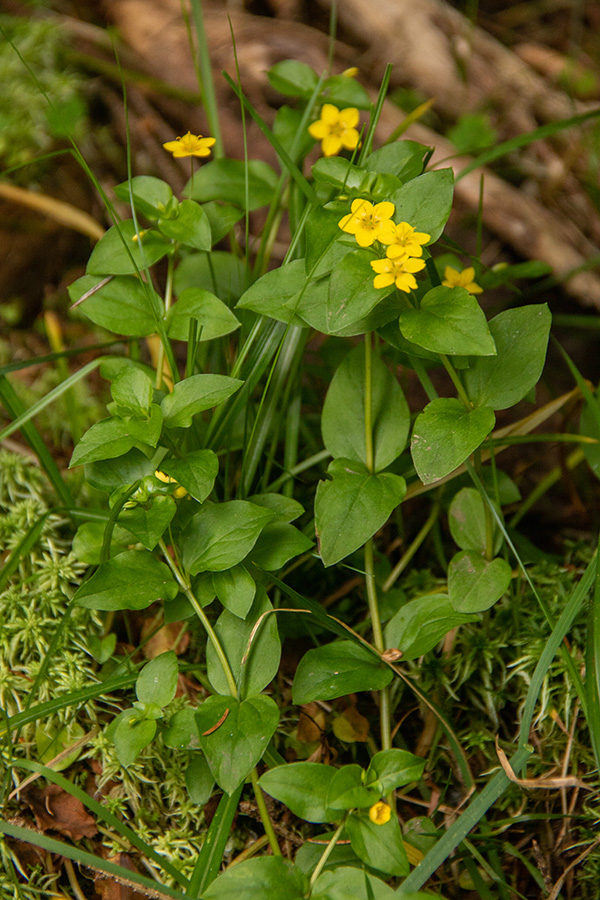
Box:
250;769;281;857
439;353;472;408
158;540;238;697
189;0;223;157
155;252;175;390
382;501;440;593
363;335;391;755
308;819;346;890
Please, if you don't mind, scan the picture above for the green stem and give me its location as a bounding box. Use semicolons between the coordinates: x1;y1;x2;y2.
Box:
250;769;281;857
439;353;472;408
364;334;374;473
363;335;391;756
158;540;238;697
189;0;223;157
382;501;440;593
155;252;175;390
308;819;346;891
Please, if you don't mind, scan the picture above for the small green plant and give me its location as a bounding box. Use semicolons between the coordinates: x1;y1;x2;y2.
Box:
2;12;600;900
0;15;86;175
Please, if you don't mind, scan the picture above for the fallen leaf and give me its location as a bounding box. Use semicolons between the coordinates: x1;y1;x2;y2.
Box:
22;783;96;840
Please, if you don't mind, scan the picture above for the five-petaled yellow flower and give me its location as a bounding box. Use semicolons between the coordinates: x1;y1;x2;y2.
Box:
338;199;395;248
163;132;216;159
155;470;188;499
442;265;482;294
371;254;426;292
369;801;392;825
308;104;360;158
380;221;431;259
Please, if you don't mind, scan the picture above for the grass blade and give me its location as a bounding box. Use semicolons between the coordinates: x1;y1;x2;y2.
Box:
0;376;73;507
187;784;244;896
0;359;103;444
11;760;189;888
0;820;189;900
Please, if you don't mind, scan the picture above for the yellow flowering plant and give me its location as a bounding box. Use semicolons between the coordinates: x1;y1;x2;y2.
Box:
163;131;216;158
308;103;361;157
14;32;558;900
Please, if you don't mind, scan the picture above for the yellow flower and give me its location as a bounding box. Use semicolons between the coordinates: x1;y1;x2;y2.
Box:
308;104;360;157
338;199;395;248
369;801;392;825
370;253;426;292
163;132;216;159
379;221;431;259
342;67;359;78
442;265;482;294
154;470;188;499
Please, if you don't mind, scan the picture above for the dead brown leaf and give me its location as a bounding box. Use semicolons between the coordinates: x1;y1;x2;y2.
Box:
22;783;97;840
94;854;152;900
297;703;326;742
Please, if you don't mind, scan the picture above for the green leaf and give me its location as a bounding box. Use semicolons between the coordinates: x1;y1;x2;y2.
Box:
196;694;280;794
299;280;402;337
203;857;307;900
259;762;336;823
305;205;353;278
87;220;170;275
162;708;199;750
463;304;551;409
315;460;406;567
74;549;178;611
72;520;134;565
186;159;278;211
236;260;308;326
398;286;495;356
363;141;428;183
68;275;162;337
84;447;159;494
314;868;397;899
181;501;275;575
384;594;478;660
167;288;240;342
206;590;281;697
448;551;512;613
448;487;502;555
185;754;214;805
110;366;154;417
388;168;454;242
113;175;174;219
312;158;370;193
161;374;242;429
118;493;176;550
267;59;319;98
321;74;371;109
292;641;392;704
159;449;219;503
112;711;157;767
346;811;409;877
175;251;246;305
249;521;314;570
327;765;379;811
322;344;410;471
202;201;245;243
327;250;393;334
158;199;211;249
70;408;162;467
365;750;425;795
35;722;85;771
247;493;304;523
212;565;256;618
411;399;495;484
136;651;179;707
